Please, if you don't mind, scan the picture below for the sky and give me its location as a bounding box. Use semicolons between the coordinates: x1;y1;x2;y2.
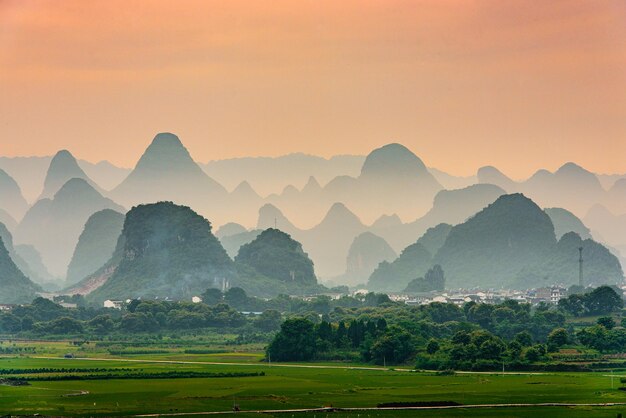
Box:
1;0;625;178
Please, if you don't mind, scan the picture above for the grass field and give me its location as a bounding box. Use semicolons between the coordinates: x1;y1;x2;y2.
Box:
1;340;626;417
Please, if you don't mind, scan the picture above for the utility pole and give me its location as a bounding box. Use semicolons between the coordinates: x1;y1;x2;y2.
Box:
578;247;584;288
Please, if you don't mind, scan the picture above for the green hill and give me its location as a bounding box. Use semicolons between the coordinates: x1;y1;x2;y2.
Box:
367;223;451;292
88;202;234;301
434;194;622;289
235;228;316;285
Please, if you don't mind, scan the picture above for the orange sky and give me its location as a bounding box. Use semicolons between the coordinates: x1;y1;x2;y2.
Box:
1;0;625;178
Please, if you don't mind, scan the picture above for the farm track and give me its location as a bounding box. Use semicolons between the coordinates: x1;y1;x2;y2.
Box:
132;403;626;417
28;356;549;375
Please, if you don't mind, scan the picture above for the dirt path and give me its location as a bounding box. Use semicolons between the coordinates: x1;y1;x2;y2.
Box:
132;402;626;416
30;356;548;375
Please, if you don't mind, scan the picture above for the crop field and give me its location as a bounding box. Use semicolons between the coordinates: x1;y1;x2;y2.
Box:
1;341;626;417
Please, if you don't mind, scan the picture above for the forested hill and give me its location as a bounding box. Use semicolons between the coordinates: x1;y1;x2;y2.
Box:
88;202;234;301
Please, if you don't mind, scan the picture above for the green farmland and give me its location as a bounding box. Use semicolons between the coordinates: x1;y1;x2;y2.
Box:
1;341;626;417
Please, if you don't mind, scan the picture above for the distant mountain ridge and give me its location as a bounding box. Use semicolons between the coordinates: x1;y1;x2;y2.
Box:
0;224;41;304
66;209;125;285
16;178;124;277
0;169;28;221
39;150;105;200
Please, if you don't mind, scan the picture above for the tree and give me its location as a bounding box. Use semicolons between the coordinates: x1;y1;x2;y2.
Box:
478;338;505;360
370;326;414;365
514;331;533;347
547;328;568;349
254;310;282;332
507;340;522;360
524;346;541;362
224;287;249;310
201;288;223;306
585;286;623;315
558;294;586;317
45;317;84;334
0;313;22;333
267;318;317;361
597;316;616;330
88;315;114;334
127;299;141;313
426;338;440;354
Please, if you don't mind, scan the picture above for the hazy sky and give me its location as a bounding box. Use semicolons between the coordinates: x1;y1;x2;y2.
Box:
1;0;625;178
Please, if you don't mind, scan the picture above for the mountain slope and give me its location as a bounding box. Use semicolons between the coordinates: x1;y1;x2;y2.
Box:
545;207;592;240
87;202;234;301
235;228;316;285
0;169;28;221
343;232;397;285
0;232;41;304
39;150;103;199
434;194;557;288
16;178;125;277
514;232;623;288
66;209;125;285
111;133;228;222
433;194;622;289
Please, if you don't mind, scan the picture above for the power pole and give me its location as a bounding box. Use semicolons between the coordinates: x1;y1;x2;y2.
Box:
578;247;584;288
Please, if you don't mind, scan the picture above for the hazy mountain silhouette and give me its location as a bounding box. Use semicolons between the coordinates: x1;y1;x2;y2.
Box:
0;225;41;304
584;205;626;263
265;175;330;228
368;241;433;292
16;178;124;277
220;229;262;259
429;167;476;190
257;203;300;237
341;143;443;222
111;133;228;223
228;181;264;227
215;222;248;239
605;178;626;214
14;244;56;288
201;153;364;197
86;202;234;301
0;156;129;202
265;143;444;226
256;202;368;278
372;184;505;251
0;222;46;286
0;209;17;233
431;194;621;289
0;156;51;202
40;150;104;200
513;231;623;288
477;166;518;191
66;209;125;285
522;163;605;216
80;160;130;191
370;214;403;230
0;169;28;221
301;202;367;278
544;207;591;240
367;223;451;292
598;173;626;191
433;194;557;288
342;232;397;285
